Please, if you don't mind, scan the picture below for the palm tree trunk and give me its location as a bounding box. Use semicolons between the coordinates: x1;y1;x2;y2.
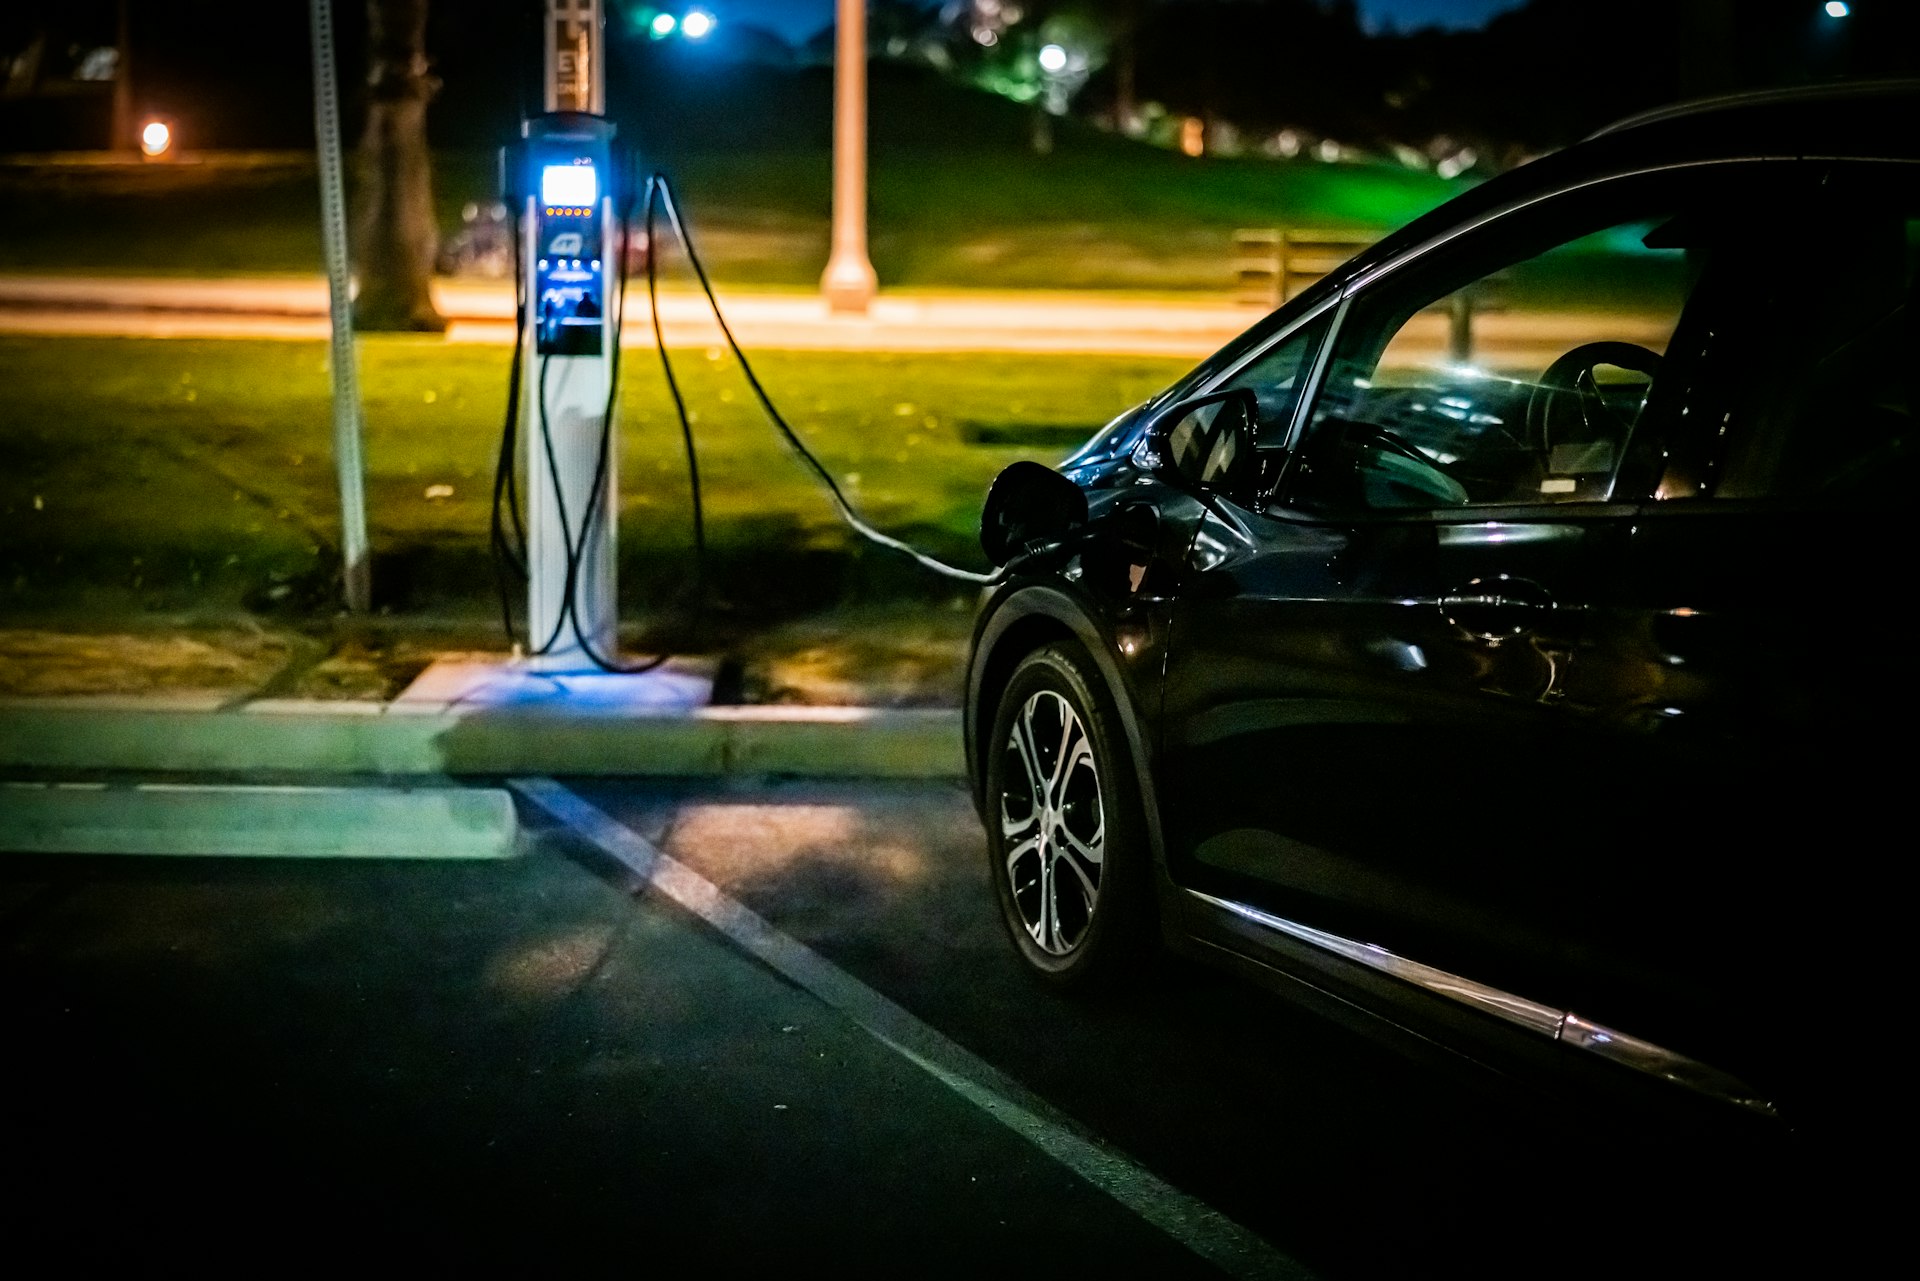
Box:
353;0;445;332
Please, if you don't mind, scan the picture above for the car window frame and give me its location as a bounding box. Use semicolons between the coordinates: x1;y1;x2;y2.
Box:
1196;158;1806;527
1292;184;1724;519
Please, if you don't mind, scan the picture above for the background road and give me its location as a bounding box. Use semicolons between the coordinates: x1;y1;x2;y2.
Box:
0;275;1256;356
0;275;1670;365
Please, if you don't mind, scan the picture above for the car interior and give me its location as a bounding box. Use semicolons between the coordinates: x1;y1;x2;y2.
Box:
1292;212;1695;513
1710;203;1917;501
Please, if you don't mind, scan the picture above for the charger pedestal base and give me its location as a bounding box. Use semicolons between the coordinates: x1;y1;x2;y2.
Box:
396;656;713;715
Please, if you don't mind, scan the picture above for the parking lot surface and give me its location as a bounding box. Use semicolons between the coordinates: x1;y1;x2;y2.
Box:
2;777;1831;1275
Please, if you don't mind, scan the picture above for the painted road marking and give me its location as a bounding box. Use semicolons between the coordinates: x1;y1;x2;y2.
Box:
0;782;518;860
512;776;1312;1281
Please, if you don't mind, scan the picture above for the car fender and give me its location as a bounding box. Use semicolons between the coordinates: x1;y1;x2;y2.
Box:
965;581;1172;881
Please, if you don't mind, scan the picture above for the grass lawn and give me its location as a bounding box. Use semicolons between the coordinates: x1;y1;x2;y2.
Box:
0;335;1189;631
0;64;1462;290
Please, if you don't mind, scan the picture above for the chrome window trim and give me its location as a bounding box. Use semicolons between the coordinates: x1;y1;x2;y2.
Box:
1282;296;1348;455
1592;81;1920;138
1248;157;1804;520
1196;294;1342;406
1189;889;1776;1117
1194;160;1796;485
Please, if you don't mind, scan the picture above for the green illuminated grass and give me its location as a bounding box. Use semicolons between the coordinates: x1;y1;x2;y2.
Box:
0;335;1188;620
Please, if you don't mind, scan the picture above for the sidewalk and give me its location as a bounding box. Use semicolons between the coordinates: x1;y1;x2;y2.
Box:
0;273;1260;356
0;683;965;780
0;619;972;780
0;652;964;865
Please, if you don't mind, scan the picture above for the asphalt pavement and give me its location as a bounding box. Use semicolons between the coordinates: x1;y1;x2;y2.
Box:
0;775;1841;1276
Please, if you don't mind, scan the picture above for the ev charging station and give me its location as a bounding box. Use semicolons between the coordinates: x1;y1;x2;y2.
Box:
518;0;621;672
422;0;992;709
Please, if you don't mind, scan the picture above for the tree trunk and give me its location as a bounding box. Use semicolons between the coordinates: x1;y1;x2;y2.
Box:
1114;0;1138;133
112;0;132;151
353;0;445;332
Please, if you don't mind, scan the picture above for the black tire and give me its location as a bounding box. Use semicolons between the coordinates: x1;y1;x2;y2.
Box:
984;640;1154;990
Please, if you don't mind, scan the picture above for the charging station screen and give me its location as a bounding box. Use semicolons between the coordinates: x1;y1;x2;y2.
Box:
542;163;597;208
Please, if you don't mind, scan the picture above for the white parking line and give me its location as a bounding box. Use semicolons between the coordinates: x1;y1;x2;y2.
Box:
512;776;1312;1281
1;781;518;860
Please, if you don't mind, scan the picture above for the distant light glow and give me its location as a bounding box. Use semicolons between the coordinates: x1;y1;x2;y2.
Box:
1825;2;1850;16
1038;43;1068;73
650;12;676;36
139;120;171;156
681;9;714;38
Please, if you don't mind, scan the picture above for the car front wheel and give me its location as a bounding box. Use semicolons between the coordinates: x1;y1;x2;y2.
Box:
986;641;1152;989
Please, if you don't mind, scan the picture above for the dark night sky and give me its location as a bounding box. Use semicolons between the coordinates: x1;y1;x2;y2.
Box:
718;1;1528;43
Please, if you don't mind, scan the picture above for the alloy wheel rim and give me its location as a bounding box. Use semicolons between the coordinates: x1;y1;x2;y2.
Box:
1000;689;1105;956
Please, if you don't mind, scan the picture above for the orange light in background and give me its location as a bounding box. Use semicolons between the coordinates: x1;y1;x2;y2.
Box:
139;119;172;157
1179;117;1205;158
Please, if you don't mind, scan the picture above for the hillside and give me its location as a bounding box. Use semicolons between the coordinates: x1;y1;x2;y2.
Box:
0;60;1461;290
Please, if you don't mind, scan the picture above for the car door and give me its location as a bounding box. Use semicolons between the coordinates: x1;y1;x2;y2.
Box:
1158;168;1741;1038
1166;500;1623;995
1557;163;1918;1109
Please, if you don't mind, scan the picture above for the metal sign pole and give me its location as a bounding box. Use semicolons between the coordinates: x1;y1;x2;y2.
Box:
309;0;371;613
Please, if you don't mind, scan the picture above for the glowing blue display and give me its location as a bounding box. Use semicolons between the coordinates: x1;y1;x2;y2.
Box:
541;164;598;208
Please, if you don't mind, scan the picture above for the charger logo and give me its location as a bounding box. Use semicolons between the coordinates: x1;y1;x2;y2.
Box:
548;232;585;256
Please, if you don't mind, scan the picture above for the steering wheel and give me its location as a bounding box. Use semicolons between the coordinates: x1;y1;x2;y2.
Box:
1524;341;1662;456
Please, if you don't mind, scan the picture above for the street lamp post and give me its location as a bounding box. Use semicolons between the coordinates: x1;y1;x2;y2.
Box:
821;0;877;313
1032;43;1086;157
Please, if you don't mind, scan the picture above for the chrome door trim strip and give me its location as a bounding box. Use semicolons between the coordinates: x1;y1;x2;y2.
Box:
1189;889;1563;1037
1188;889;1776;1116
1556;1014;1773;1115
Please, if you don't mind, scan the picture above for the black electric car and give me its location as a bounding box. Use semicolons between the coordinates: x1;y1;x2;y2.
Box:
965;82;1917;1128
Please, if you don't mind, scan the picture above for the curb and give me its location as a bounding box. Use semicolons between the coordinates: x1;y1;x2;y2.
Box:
0;698;966;780
0;781;518;860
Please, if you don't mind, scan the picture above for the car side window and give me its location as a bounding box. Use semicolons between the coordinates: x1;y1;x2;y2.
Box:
1216;311;1333;499
1673;195;1917;504
1288;203;1701;515
1219;311;1334;447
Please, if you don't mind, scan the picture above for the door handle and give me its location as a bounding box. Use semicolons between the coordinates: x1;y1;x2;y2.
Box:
1441;575;1556;639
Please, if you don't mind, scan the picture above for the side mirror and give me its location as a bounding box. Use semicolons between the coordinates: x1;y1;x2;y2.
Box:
1134;388;1260;501
980;461;1089;567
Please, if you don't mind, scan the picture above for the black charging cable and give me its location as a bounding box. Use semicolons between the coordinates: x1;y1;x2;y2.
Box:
491;168;704;673
490;166;1009;677
648;174;1003;588
488;200;531;643
533;170;687;673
